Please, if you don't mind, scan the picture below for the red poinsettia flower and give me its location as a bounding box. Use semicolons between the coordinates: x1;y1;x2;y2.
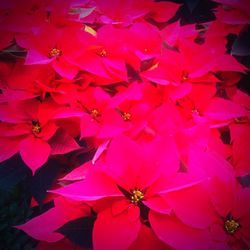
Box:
0;99;58;171
70;24;128;82
52;135;207;250
1;60;56;102
16;24;91;79
209;184;250;249
0;99;81;172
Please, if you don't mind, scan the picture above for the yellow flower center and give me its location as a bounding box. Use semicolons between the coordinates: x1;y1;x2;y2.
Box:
32;120;41;135
122;112;132;121
224;219;240;234
91;109;101;118
98;48;107;57
181;70;189;82
131;189;144;204
49;48;62;58
191;109;200;115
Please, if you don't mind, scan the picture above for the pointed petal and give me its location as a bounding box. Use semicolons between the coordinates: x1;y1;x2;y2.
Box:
39;122;58;141
20;136;51;173
0;137;20;163
80;114;99;138
149;211;213;250
164;184;217;229
60;161;91;181
48;129;80;155
52;59;78;80
104;134;142;190
92;139;110;164
151;1;180;22
93;207;141;250
204;97;249;120
25;49;52;65
143;195;171;214
128;224;166;250
16;197;89;242
111;199;130;216
52;170;122;201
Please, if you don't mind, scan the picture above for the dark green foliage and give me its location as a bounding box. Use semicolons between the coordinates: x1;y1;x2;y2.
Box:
0;157;37;250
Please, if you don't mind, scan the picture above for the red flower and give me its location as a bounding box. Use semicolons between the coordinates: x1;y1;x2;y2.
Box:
16;24;91;79
70;24;128;82
209;185;250;249
52;135;206;250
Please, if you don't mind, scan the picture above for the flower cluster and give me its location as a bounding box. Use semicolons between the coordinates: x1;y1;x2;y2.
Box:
0;0;250;249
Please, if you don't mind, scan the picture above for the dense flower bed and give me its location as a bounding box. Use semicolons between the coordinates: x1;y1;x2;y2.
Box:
0;0;250;249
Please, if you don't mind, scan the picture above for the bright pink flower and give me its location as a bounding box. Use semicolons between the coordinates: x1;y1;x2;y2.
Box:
149;211;214;250
0;99;80;172
52;135;207;250
76;86;125;138
0;99;57;171
141;39;246;86
161;21;198;48
203;97;250;126
174;83;249;128
209;184;250;249
70;25;128;82
124;21;162;62
141;47;218;87
16;24;90;79
1;61;56;101
167;143;236;226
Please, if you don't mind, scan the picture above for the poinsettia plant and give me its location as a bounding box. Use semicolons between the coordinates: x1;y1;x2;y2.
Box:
0;0;250;249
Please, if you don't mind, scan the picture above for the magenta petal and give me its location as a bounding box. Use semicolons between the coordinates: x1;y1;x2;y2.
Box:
52;59;78;80
25;49;52;65
80;114;99;138
209;223;228;242
164;184;217;229
152;1;180;22
39;122;58;141
0;137;20;163
104;134;142;190
52;170;123;201
204;97;249;120
0;89;38;102
111;199;130;216
128;224;166;250
97;110;128;138
93;207;141;250
92;139;110;164
20;136;51;174
143;195;171;214
127;205;140;222
49;129;80;155
149;211;213;250
60;161;91;181
15;197;90;242
73;53;110;78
